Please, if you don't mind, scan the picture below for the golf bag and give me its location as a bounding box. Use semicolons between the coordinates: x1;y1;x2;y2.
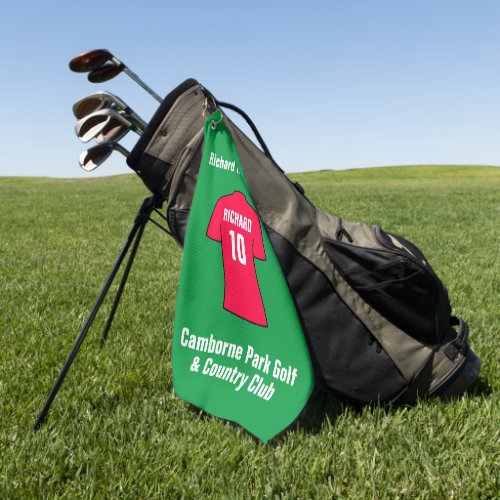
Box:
127;79;480;405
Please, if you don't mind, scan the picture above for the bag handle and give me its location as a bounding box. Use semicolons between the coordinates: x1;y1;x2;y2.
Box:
218;101;284;173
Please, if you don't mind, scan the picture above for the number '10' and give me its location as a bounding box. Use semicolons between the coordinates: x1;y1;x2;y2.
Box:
228;229;247;265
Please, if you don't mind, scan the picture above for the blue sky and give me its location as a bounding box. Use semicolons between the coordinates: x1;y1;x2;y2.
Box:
1;1;499;177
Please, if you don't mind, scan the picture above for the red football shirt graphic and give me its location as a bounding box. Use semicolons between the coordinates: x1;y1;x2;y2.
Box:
207;191;268;327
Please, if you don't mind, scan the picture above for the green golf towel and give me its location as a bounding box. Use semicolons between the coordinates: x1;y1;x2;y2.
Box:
172;110;314;442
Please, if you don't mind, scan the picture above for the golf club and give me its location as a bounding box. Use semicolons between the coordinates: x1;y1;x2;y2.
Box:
79;141;129;172
88;63;122;83
75;108;142;143
69;49;162;103
95;120;133;145
73;91;147;130
68;49;112;73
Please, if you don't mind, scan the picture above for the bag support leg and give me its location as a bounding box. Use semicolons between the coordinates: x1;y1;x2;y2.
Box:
33;194;163;430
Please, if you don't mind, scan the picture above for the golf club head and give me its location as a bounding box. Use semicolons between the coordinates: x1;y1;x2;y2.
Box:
95;122;130;144
79;141;129;172
79;143;113;171
71;48;162;102
88;63;123;83
72;91;129;119
72;91;147;130
75;108;134;143
69;49;113;73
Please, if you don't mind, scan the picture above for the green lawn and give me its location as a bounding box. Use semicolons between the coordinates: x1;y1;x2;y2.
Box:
0;166;498;498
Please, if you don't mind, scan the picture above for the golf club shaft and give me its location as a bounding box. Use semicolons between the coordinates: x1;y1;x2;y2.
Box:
111;56;162;103
127;111;147;130
115;143;130;157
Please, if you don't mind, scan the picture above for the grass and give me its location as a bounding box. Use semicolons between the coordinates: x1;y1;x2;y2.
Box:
0;166;498;498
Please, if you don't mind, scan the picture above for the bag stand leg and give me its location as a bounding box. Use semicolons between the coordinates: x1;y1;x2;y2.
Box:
100;219;147;347
33;194;163;430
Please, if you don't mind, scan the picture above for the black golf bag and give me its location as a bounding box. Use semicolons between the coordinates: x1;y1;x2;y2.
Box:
127;79;480;405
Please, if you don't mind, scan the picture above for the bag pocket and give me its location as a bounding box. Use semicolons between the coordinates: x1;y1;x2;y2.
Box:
324;237;440;346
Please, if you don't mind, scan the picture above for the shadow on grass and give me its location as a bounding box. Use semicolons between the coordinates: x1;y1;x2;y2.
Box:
460;376;492;399
49;373;491;445
276;374;493;444
87;373;491;445
293;385;346;434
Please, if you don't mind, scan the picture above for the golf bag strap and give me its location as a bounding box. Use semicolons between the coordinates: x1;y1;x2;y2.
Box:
445;316;469;360
218;101;284;173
